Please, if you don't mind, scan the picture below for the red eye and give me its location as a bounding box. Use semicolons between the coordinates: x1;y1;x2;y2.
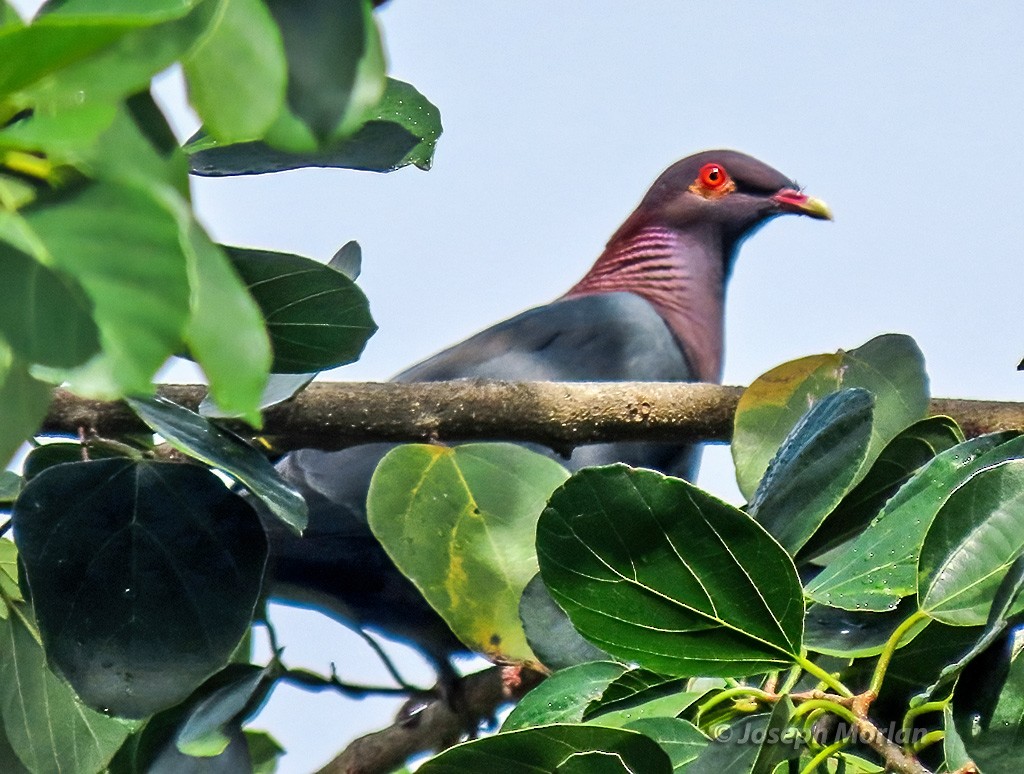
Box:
699;163;728;189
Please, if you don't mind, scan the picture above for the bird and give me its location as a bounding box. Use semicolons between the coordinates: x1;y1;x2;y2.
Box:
261;149;832;673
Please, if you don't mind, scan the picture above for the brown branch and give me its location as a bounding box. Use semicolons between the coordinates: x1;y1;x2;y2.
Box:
315;665;544;774
40;382;1024;453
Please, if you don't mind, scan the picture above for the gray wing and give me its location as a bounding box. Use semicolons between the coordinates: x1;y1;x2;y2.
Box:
266;292;699;658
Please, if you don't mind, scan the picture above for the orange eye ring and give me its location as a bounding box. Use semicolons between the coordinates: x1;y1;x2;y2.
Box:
699;162;729;189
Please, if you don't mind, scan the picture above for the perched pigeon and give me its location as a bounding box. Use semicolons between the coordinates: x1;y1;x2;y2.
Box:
264;150;831;669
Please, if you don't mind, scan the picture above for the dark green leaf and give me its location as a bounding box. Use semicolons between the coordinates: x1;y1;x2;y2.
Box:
265;0;384;141
537;465;804;677
176;665;269;756
127;395;307;532
806;432;1024;611
368;443;568;662
0;606;132;771
695;700;798;774
733;334;928;500
0;350;52;468
182;0;286;143
919;460;1024;625
621;718;708;771
804;600;929;658
502;661;629;731
942;705;972;771
798;415;964;562
961;644;1024;772
188;78;442;175
419;724;672;774
224;246;376;373
183;227;271;426
0;241;100;368
519;572;610;671
12;458;267;717
748;388;873;554
22;441;124;481
918;552;1024;701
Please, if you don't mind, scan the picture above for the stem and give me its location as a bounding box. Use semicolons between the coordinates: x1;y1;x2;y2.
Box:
912;730;945;754
778;664;804;695
695;686;773;723
800;738;848;774
902;697;950;739
871;611;928;696
791;699;859;728
795;655;854;698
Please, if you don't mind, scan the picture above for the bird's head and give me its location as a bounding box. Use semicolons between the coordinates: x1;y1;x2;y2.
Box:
610;149;831;267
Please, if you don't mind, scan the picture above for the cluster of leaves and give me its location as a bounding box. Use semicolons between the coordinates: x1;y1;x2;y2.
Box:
0;0;443;770
367;334;1024;774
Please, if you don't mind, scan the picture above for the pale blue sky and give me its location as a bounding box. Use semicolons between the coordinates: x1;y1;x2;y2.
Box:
13;2;1024;771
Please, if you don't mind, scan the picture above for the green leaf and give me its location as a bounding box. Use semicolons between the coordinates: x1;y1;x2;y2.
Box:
942;704;973;772
182;0;286;143
37;0;196;23
732;334;928;500
224;245;376;373
12;458;267;717
265;0;384;141
0;347;52;468
748;388;874;554
245;730;284;774
502;661;630;731
188;78;442;175
536;466;804;677
918;459;1024;625
14;1;215;110
0;538;21;617
176;665;269;756
0;241;100;368
368;443;569;662
0;607;132;772
963;644;1024;771
623;718;708;771
127;395;307;531
696;700;797;774
918;552;1024;700
0;471;19;503
798;415;964;562
803;600;929;658
17;180;191;396
519;572;610;671
0;102;118;157
418;724;672;774
805;432;1023;611
183;227;271;426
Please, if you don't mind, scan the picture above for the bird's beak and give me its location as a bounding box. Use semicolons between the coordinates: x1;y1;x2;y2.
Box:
772;189;833;220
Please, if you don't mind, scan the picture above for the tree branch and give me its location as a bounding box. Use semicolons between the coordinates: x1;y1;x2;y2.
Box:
41;382;1024;453
315;665;544;774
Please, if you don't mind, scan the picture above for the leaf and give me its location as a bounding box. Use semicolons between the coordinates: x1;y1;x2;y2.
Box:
0;538;21;617
19;180;191;396
918;459;1024;625
127;395;307;532
188;78;442;175
695;700;797;774
732;334;928;500
264;0;384;141
176;665;269;757
0;102;118;157
0;347;52;468
418;724;672;774
942;704;973;772
958;643;1024;772
183;226;271;426
748;388;874;554
0;241;100;368
536;465;805;677
919;552;1024;700
806;432;1024;612
0;470;21;503
246;730;284;774
368;443;569;662
224;245;376;373
502;661;630;731
623;718;708;771
11;459;267;717
803;600;929;658
519;573;610;671
330;239;361;280
798;415;964;562
199;371;316;419
182;0;286;143
0;607;132;772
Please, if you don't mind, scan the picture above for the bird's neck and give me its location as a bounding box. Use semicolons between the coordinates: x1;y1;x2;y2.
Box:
564;225;727;383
